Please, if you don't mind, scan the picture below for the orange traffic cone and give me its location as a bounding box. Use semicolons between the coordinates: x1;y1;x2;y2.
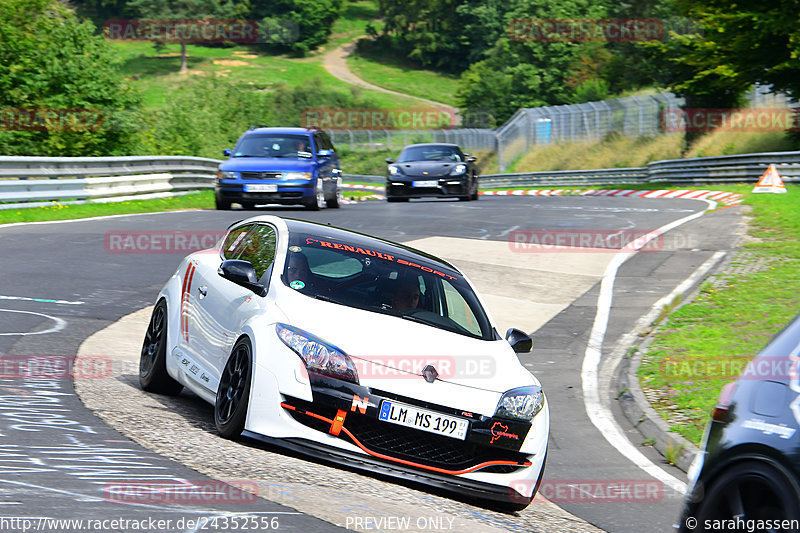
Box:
752;164;787;193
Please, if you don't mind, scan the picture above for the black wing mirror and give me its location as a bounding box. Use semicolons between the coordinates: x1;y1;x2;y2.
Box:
218;260;266;296
385;157;395;164
505;328;533;353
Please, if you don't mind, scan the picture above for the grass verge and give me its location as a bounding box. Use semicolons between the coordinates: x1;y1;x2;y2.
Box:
638;186;800;445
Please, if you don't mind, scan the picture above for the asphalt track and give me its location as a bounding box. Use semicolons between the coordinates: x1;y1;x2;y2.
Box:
0;194;743;532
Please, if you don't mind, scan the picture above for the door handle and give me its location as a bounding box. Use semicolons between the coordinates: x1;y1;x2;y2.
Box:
197;286;208;298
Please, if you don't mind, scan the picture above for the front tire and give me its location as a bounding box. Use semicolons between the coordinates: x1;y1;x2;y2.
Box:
215;196;232;210
139;300;183;395
215;337;253;439
305;179;326;211
327;182;342;208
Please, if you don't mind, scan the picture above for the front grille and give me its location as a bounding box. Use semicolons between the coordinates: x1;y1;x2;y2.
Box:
285;400;529;474
241;171;282;180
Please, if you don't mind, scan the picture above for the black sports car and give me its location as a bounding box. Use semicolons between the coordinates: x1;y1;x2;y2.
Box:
677;312;800;532
385;143;479;202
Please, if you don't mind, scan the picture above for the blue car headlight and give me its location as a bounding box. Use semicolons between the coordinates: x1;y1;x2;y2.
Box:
219;171;238;179
276;323;358;383
494;385;544;421
282;172;312;180
450;164;467;176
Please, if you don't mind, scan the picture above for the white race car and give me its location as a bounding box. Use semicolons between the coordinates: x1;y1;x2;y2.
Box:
139;215;548;510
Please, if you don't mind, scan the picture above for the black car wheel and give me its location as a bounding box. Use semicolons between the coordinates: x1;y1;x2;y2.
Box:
215;337;253;439
139;300;183;395
387;197;409;203
215;197;232;210
327;183;342;208
471;176;479;200
240;201;255;209
305;179;326;211
690;460;800;530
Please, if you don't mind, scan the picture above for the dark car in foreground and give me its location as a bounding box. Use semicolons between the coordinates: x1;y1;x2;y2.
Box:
385;143;479;202
215;127;342;211
677;312;800;532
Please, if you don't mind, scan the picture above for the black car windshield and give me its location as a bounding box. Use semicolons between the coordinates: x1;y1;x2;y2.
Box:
398;145;463;163
282;233;493;340
234;134;313;158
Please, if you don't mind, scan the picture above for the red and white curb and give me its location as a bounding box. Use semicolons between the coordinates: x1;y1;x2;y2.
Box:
480;188;744;206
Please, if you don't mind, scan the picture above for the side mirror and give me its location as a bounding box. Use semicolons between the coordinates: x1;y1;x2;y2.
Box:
466;156;477;163
223;149;232;157
385;158;395;164
317;149;333;157
218;260;266;296
505;328;533;354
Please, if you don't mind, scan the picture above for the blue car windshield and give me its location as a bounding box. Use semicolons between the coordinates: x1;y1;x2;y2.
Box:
234;134;313;158
398;146;463;163
282;233;494;340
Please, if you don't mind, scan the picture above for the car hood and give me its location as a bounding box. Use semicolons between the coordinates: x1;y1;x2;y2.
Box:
275;290;538;416
221;157;316;173
394;161;460;178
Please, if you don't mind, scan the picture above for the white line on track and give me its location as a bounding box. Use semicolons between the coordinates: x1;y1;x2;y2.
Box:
0;309;67;336
0;295;84;305
581;199;717;496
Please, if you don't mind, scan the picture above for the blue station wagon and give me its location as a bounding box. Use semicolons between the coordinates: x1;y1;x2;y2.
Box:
216;127;343;210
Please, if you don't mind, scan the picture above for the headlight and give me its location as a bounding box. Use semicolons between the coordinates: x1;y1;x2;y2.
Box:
388;165;399;175
282;172;312;180
276;324;358;383
494;385;544;421
450;164;466;176
219;171;238;179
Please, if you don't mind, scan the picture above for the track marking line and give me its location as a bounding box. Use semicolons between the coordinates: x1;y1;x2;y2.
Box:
581;199;717;496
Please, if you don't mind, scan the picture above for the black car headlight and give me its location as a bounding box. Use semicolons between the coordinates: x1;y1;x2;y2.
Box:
450;164;467;176
388;165;400;175
494;385;544;421
276;323;358;383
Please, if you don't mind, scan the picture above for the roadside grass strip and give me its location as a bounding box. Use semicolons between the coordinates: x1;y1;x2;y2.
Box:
638;187;800;445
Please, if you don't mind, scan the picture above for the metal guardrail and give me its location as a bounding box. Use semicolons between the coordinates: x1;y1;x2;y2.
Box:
0;156;221;204
1;151;798;208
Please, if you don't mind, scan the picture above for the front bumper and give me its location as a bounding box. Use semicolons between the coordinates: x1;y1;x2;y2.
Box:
215;180;314;205
386;177;470;199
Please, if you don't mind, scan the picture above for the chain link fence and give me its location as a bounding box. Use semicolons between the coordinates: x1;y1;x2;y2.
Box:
327;129;497;153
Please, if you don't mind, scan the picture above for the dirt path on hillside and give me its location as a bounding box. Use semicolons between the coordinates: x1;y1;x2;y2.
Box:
322;37;460;120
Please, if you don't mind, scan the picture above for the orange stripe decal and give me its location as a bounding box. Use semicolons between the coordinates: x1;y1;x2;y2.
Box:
280;402;531;475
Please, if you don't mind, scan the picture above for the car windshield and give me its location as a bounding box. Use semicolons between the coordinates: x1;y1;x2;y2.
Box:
233;134;313;158
282;233;493;340
398;145;463;163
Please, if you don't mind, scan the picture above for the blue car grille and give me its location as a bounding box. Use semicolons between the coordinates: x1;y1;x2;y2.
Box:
241;171;282;180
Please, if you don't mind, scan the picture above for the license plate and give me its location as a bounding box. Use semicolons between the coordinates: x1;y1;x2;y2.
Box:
244;184;277;192
378;400;468;440
412;180;438;187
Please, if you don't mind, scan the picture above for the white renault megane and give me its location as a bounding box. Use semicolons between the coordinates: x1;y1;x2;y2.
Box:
139;215;548;510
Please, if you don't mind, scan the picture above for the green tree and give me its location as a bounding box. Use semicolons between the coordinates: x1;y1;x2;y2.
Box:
654;0;800;108
248;0;343;55
126;0;235;72
0;0;142;156
456;0;607;122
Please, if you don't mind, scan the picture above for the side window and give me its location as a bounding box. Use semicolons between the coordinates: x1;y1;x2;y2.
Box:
321;132;334;151
441;280;482;336
222;224;254;260
222;224;277;281
238;225;277;281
